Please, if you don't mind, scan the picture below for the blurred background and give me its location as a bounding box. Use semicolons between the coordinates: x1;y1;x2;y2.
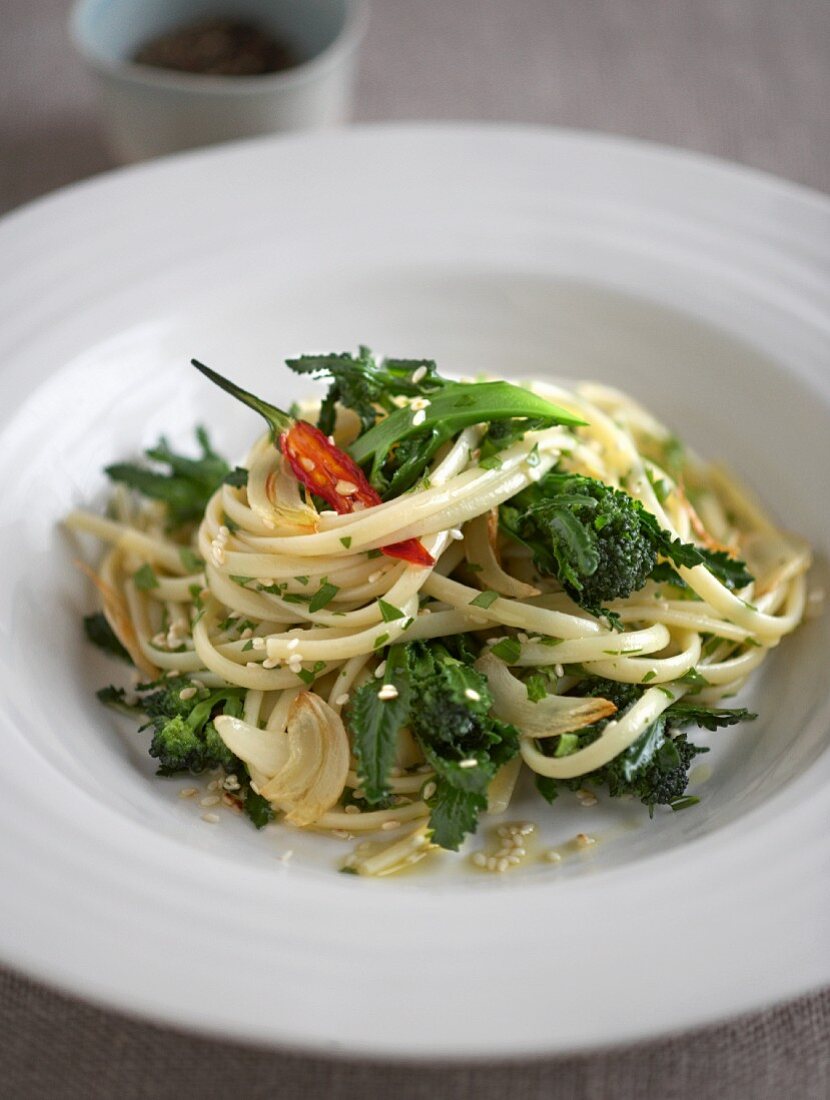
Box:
1;0;828;216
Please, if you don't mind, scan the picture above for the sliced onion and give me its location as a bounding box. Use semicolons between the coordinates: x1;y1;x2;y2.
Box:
247;437;318;532
213;714;289;778
475;653;616;737
259;692;350;826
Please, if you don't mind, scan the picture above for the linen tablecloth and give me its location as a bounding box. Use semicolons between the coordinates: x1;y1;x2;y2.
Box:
1;2;828;1097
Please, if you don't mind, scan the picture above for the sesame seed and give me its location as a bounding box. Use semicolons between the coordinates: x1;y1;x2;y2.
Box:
179;787;197;799
422;781;437;799
410;396;431;411
381;820;399;831
207;780;220;791
223;775;240;791
508;854;522;865
300;457;316;472
412;409;426;427
201;813;220;824
374;660;387;678
252;637;266;650
353;788;366;800
417;764;432;774
335;693;350;706
464;688;481;701
576;790;598;807
377;684;399;701
245;661;260;669
545;849;562;863
257;577;274;586
178;686;197;701
344;805;360;815
278;850;294;863
368;570;383;584
240;628;253;639
472;852;487;868
458;758;478;768
411;365;427;384
200;795;220;807
512;847;526;858
262;657;279;669
287;638;300;650
576;833;596;848
449;528;464;540
332;829;350;839
555;664;565;678
335;479;358;496
486;856;498;871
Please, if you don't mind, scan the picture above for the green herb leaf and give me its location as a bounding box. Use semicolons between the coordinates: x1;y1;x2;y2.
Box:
490;636;521;663
468;590;499;609
223;467;249;488
106;427;230;528
351;646;412;803
243;787;274;828
378;599;405;622
133;563;159;591
309;582;339;613
83;613;132;664
426;781;488;851
179;547;203;572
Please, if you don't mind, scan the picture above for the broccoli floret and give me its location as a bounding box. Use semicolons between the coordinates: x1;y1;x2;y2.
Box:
533;679;752;814
501;473;658;615
501;471;754;619
137;678;244;776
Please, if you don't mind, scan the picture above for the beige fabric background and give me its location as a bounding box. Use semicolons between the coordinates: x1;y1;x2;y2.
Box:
1;1;828;1096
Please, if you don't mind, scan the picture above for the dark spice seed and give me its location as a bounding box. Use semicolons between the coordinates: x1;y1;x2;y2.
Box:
133;18;299;77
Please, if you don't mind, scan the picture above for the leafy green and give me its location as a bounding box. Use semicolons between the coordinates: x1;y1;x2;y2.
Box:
287;347;446;435
83;612;132;663
350;380;584;498
351;646;412;803
308;581;339;613
501;471;754;620
95;684;142;714
133;563;158;591
139;678;245;776
223;466;249;488
105;427;230;528
534;679;753;815
95;672;274;828
242;787;275;828
347;640;519;849
426;783;488;851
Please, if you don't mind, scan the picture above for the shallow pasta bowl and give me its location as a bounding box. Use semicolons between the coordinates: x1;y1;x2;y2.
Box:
0;124;828;1058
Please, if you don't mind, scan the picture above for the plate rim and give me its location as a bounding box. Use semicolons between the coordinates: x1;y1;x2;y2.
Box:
0;122;827;1059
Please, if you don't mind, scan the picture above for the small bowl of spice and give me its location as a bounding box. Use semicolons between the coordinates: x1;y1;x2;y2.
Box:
70;0;368;162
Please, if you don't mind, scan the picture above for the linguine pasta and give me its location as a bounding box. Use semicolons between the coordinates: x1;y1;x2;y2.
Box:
67;359;811;876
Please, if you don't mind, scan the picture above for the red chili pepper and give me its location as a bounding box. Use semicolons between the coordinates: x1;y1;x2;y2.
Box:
281;421;434;566
192;360;434;567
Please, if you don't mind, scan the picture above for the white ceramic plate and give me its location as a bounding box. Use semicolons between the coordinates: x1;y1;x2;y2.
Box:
0;125;828;1060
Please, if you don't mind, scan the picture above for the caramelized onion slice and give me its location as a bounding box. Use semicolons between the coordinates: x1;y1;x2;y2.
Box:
475;652;616;738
